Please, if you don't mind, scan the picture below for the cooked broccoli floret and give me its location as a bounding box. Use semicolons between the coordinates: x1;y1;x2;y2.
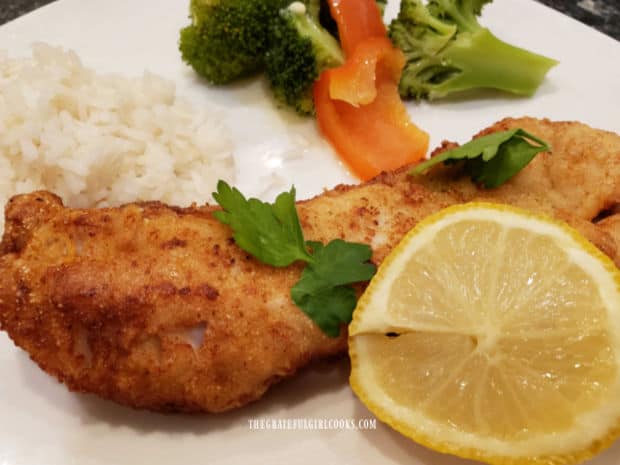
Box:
265;2;344;115
389;0;558;99
179;0;288;85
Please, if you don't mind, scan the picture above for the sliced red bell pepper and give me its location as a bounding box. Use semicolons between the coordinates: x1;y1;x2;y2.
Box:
327;36;405;106
327;0;387;56
315;38;429;181
315;0;429;181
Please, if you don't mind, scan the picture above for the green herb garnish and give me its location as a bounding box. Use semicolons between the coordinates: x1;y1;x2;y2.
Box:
291;240;376;337
410;129;551;188
213;182;311;266
213;181;376;337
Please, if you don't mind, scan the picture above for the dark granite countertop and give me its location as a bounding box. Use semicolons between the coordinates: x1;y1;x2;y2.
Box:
1;0;619;41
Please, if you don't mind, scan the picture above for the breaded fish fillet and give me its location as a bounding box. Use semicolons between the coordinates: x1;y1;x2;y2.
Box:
1;117;619;412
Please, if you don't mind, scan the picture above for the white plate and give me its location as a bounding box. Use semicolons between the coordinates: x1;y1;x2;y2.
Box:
1;1;620;464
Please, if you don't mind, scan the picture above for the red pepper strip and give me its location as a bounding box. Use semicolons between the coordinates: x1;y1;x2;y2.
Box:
314;0;430;181
328;36;405;106
327;0;387;56
315;38;429;181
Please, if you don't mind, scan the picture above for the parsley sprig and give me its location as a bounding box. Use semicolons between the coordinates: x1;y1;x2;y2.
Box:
410;129;551;188
213;181;376;337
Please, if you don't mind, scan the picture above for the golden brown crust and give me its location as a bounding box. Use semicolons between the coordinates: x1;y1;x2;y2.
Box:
1;193;346;412
1;117;619;413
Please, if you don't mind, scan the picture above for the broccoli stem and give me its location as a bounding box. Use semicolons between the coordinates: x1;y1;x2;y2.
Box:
290;7;344;65
427;28;558;99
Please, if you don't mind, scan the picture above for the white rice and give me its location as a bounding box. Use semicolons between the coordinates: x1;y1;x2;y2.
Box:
0;43;235;234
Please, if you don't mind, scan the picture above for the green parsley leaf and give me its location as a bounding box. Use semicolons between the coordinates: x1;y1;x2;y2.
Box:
304;240;376;286
291;240;377;337
212;181;312;266
291;285;358;338
212;184;377;338
410;129;551;188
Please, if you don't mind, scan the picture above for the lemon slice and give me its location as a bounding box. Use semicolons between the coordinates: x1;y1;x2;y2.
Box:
349;203;620;465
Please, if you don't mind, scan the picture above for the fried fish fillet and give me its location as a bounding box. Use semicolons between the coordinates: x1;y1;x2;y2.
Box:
1;117;619;413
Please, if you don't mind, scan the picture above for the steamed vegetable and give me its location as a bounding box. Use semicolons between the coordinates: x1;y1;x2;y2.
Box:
179;0;290;84
265;2;344;115
388;0;558;99
314;0;429;181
